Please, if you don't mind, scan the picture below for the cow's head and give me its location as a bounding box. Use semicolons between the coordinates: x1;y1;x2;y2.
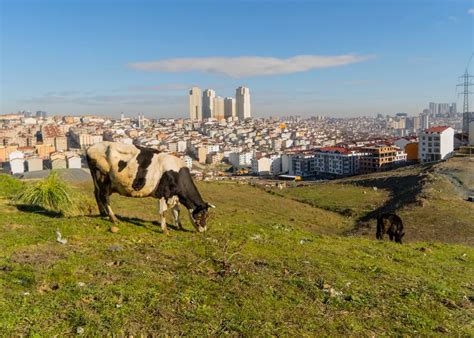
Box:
191;203;215;232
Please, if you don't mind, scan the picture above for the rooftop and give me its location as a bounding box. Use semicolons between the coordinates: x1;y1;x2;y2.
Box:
424;126;450;133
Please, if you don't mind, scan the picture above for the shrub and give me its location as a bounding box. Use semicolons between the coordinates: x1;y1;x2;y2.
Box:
0;174;23;198
14;171;73;215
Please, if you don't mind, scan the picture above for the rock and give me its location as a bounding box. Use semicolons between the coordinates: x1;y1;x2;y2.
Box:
373;187;378;191
76;327;84;335
328;287;342;297
107;245;123;252
110;226;119;233
77;282;86;287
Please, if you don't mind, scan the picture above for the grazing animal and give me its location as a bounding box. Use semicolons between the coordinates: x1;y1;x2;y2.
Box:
376;213;405;244
86;141;214;233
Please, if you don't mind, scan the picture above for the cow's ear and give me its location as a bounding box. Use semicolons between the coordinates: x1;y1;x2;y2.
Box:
207;203;216;209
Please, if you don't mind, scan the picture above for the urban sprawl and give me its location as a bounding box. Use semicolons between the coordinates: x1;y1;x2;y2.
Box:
1;86;474;180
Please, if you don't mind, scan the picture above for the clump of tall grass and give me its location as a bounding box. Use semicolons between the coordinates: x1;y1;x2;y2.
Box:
14;171;73;215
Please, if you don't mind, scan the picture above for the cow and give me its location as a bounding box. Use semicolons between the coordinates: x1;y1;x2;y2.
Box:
86;141;214;234
376;213;405;244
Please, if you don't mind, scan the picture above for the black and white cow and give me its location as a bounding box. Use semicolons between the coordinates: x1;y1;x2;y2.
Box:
86;141;214;233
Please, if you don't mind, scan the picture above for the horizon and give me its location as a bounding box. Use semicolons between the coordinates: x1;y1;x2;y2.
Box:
1;0;473;118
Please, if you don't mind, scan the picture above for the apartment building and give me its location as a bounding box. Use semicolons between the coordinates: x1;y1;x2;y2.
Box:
418;126;454;163
359;145;407;174
314;147;365;177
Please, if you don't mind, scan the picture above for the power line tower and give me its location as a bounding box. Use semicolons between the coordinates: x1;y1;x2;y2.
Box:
456;55;474;148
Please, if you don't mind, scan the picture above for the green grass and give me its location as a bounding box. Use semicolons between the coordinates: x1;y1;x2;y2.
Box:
0;174;23;198
276;183;389;219
0;177;473;335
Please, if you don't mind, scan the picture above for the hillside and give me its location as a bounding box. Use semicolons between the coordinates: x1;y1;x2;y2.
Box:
0;161;473;335
277;157;474;245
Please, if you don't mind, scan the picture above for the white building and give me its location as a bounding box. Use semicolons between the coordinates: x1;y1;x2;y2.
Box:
182;155;193;169
26;158;43;172
189;87;202;121
67;155;82;169
418;126;454;163
236;86;251;119
202;89;216;119
229;151;252;167
252;157;272;175
168;140;187;153
420;112;430;130
251;155;281;176
314;147;365;177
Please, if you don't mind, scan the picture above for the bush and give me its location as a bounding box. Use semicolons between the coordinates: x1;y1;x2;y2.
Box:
0;174;23;198
14;171;73;215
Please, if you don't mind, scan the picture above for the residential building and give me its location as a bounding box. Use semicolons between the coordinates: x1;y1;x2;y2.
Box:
189;87;202;121
202;89;216;119
67;154;82;169
418;126;454;163
197;147;208;164
50;152;67;169
213;96;225;120
224;97;236;119
182;155;193;169
229;151;252;167
359;145;407;174
69;130;103;149
289;153;315;177
42;125;67;151
314;147;365;177
236;86;251;119
420;112;430;130
26;157;43;172
8;150;25;174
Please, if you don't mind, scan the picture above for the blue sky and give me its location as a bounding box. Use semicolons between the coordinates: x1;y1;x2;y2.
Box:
1;0;473;117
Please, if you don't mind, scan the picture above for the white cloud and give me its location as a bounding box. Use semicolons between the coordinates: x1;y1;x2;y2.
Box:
128;54;374;78
468;8;474;15
127;83;192;91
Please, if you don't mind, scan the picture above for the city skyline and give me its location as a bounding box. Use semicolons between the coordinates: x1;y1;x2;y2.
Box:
1;1;474;117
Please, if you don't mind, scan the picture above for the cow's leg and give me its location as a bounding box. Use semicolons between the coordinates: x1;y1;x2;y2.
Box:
103;192;118;223
91;169;108;216
172;204;183;230
388;232;394;241
94;187;108;216
97;173;118;223
158;198;169;234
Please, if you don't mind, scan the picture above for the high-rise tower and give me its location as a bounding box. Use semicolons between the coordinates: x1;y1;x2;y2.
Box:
236;86;251;120
202;89;216;119
224;97;236;119
189;87;202;121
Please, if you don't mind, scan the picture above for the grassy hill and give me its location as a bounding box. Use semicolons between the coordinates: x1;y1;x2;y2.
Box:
0;161;473;335
276;157;474;245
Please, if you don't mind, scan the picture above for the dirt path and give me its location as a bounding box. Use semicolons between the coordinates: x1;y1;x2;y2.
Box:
436;169;474;200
